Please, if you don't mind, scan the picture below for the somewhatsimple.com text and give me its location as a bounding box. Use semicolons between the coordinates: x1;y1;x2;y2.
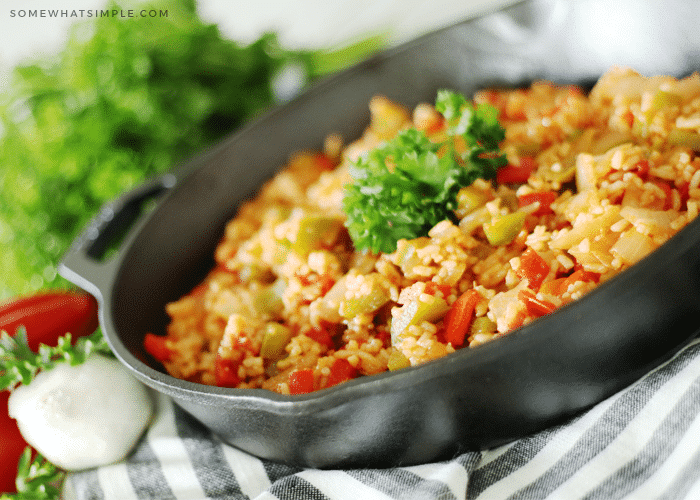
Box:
9;9;168;19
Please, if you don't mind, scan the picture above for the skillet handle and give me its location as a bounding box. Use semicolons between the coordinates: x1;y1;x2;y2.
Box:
58;173;177;299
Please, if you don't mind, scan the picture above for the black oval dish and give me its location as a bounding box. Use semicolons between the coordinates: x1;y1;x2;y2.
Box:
59;0;700;468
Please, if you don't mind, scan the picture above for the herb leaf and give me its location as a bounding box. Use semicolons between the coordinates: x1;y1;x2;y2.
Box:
343;90;506;254
0;328;112;391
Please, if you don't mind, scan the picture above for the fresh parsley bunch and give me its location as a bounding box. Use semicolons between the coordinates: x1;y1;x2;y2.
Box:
343;90;506;254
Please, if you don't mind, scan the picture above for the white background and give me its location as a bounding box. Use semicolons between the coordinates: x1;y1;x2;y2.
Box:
0;0;512;89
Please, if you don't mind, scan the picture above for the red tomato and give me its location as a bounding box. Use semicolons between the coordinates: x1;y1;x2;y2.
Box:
568;266;600;285
631;159;650;179
423;282;452;298
678;182;690;210
315;153;335;171
0;290;99;493
653;181;674;210
538;277;568;297
0;291;99;351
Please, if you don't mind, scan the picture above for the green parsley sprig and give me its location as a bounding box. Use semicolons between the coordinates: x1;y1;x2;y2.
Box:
0;448;64;500
343;89;506;254
0;328;112;391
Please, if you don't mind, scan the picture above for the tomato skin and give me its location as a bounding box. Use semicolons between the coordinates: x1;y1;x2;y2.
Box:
0;291;99;351
538;277;568;297
0;291;99;493
632;159;650;179
318;273;336;297
653;181;674;210
423;282;452;298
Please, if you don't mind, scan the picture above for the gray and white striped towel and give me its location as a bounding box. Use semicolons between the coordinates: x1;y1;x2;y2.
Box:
64;336;700;500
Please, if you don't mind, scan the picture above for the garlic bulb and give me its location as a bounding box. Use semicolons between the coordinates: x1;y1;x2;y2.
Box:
8;354;153;470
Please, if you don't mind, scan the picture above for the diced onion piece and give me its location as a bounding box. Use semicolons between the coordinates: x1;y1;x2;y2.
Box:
550;205;621;250
459;206;491;235
610;228;657;265
619;206;679;236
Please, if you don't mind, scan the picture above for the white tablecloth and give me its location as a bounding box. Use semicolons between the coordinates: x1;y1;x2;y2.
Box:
64;338;700;500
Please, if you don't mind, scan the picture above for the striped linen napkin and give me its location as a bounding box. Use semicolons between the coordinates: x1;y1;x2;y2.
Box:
64;336;700;500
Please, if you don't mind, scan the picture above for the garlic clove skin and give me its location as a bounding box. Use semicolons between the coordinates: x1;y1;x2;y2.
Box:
8;354;154;471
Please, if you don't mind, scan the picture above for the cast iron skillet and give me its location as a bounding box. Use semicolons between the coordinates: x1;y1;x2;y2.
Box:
59;0;700;468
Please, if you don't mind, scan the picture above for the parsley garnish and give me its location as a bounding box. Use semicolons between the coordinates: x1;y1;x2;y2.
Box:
0;328;113;391
343;90;506;253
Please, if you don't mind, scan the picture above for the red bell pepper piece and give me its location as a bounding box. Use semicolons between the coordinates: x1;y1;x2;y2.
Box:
215;355;241;388
516;248;550;291
443;290;481;347
497;156;536;184
517;191;558;216
519;290;557;317
289;369;315;394
325;359;357;388
144;333;173;363
315;154;335;171
305;326;334;349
